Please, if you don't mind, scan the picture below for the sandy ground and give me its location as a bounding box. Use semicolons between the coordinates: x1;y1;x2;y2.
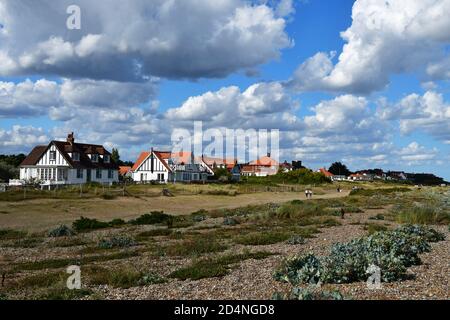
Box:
0;191;349;231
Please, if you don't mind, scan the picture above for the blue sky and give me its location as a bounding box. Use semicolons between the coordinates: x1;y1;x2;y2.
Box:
0;0;449;180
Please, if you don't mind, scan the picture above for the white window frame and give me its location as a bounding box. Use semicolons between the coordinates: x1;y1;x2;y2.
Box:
72;153;80;161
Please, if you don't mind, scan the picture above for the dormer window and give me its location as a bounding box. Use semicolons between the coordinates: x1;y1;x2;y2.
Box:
104;155;110;163
91;154;99;162
72;152;80;161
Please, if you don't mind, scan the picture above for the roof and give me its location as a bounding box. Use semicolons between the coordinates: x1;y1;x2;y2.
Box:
132;150;198;172
249;156;279;166
201;156;236;166
131;152;150;171
241;164;278;175
20;135;118;170
20;146;47;166
318;168;334;177
119;166;132;175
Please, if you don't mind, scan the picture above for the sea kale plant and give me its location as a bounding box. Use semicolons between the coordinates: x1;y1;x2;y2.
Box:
98;236;136;249
48;225;75;237
274;225;445;285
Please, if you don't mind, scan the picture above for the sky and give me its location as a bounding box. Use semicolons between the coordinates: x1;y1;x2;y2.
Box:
0;0;449;180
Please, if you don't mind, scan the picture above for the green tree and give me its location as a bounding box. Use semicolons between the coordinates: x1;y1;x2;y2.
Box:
214;167;231;181
328;162;352;176
111;148;120;164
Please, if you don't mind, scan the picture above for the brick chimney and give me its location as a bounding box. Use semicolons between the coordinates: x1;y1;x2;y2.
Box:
67;132;75;145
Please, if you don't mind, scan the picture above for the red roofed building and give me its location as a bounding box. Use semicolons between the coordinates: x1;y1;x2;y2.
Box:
317;167;334;178
131;149;211;183
241;153;279;177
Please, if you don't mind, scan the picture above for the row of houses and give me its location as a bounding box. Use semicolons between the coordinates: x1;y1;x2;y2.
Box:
12;133;447;187
12;133;296;186
317;168;428;182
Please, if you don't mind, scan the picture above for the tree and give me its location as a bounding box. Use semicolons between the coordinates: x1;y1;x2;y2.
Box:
111;148;120;164
328;162;352;176
213;167;231;181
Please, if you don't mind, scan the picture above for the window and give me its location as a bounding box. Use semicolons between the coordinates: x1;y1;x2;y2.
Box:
96;169;102;179
104;155;110;163
50;151;56;161
91;154;99;162
77;169;83;179
72;153;80;161
108;169;113;179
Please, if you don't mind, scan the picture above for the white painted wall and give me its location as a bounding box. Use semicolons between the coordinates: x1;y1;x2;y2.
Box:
37;144;70;167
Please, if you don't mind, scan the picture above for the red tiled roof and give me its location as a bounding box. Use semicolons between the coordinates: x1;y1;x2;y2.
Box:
131;152;150;171
249;156;279;166
119;166;132;175
318;168;334;177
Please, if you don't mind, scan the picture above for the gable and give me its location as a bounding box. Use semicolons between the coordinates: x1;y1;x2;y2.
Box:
134;152;170;172
36;143;70;167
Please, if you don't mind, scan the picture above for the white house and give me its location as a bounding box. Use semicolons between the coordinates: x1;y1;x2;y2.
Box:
17;133;119;186
131;149;211;183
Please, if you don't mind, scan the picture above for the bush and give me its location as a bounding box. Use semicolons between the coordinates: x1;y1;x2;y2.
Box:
48;225;75;237
223;217;240;226
235;231;291;246
164;236;227;256
273;287;345;300
72;217;110;232
129;212;172;225
287;235;306;245
273;253;322;285
109;219;126;227
0;229;27;240
369;214;385;221
273;225;444;285
364;223;388;234
138;272;168;285
192;211;207;222
98;236;136;249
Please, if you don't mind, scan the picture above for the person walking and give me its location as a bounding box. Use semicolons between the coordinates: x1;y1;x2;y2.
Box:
340;207;345;219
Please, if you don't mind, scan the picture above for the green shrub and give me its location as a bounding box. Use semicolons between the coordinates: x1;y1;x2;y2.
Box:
72;217;109;232
364;223;388;234
48;225;75;237
273;225;444;285
286;235;306;245
273;287;345;300
223;217;240;226
138;272;168;285
170;251;273;280
129;212;172;225
164;236;227;256
109;219;126;227
369;214;385;221
273;253;322;285
235;231;291;246
98;236;136;249
135;228;172;241
0;229;27;240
